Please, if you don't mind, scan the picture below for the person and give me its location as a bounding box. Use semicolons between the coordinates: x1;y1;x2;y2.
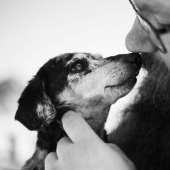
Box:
45;0;170;169
126;0;170;67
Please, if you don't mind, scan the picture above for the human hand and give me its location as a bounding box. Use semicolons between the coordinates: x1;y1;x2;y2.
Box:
45;111;135;170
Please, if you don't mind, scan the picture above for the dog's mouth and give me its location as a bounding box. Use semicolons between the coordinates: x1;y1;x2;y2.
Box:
104;53;141;90
105;70;139;89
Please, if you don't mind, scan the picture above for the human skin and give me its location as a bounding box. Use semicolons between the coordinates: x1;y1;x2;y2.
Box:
126;0;170;67
45;111;135;170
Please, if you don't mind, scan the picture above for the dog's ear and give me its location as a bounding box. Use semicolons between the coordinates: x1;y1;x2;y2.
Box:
15;68;56;131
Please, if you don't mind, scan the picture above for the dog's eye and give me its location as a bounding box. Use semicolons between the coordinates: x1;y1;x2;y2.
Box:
71;63;84;73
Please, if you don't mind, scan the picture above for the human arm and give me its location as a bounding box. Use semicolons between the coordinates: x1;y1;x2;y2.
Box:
45;111;135;170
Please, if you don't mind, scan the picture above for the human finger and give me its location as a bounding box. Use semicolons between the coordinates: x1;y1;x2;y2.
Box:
62;111;99;143
45;152;58;170
57;136;72;157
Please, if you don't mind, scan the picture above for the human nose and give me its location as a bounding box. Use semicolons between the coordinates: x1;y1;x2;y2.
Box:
125;18;158;53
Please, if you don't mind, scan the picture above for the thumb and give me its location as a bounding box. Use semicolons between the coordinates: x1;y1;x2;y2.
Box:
62;111;99;143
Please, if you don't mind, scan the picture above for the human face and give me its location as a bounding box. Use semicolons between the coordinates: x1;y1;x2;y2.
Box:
125;18;158;53
126;0;170;54
126;18;170;67
128;0;170;53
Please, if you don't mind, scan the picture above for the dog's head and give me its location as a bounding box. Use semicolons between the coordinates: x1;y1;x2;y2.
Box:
15;53;141;132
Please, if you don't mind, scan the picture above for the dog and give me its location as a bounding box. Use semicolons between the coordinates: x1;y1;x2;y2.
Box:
15;52;141;170
108;53;170;170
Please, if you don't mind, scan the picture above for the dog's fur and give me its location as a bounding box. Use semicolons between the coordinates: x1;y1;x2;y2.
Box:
108;53;170;170
15;53;141;170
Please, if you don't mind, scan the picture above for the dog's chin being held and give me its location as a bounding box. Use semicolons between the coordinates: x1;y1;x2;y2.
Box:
15;52;141;170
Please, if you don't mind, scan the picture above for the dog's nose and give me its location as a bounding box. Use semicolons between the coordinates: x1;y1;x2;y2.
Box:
125;53;142;69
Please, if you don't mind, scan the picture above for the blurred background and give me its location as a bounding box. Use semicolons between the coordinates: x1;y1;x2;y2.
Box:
0;0;135;169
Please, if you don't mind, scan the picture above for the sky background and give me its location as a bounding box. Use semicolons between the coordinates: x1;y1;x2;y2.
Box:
0;0;135;85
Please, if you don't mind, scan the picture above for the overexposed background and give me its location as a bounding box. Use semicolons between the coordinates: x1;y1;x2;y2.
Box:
0;0;136;169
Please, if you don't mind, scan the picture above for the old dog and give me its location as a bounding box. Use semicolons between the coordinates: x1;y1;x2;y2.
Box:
15;52;141;170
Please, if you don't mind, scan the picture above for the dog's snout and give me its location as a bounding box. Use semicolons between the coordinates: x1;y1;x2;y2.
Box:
107;53;142;69
125;53;142;69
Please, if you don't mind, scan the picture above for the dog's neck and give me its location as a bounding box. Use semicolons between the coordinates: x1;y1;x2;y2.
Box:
36;104;110;154
73;105;111;138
